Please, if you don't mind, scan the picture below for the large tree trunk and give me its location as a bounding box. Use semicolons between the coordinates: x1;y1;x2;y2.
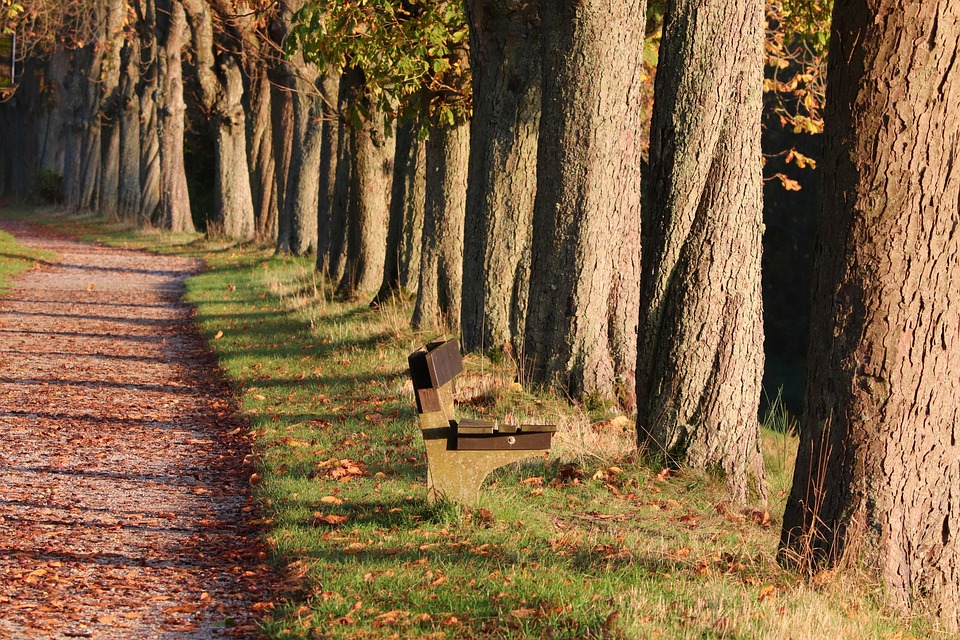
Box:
460;0;540;357
315;71;340;272
182;0;255;240
98;0;127;219
247;64;277;243
278;59;323;255
61;48;89;210
635;0;765;501
523;0;644;408
780;1;960;629
35;49;71;176
75;43;104;211
324;74;352;283
155;0;194;232
118;40;142;221
374;114;425;305
338;89;394;298
138;0;162;225
411;121;469;331
399;138;426;293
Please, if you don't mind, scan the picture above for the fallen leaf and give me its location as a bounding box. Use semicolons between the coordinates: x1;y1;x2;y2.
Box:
311;513;349;526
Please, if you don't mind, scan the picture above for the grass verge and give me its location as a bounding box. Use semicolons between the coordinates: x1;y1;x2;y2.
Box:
0;207;940;640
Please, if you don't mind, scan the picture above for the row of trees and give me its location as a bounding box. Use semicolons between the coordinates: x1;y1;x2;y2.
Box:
0;0;956;630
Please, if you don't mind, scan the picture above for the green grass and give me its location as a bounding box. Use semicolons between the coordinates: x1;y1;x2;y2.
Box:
0;223;56;293
0;207;943;640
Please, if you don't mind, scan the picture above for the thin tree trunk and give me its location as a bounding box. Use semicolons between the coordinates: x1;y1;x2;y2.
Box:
411;121;469;331
461;0;541;357
780;1;960;629
374;114;424;305
524;0;644;408
635;0;765;502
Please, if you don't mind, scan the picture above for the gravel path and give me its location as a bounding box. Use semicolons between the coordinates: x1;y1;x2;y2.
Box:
0;222;271;639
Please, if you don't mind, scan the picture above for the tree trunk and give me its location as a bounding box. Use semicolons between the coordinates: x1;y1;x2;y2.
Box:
315;71;340;272
138;0;162;225
374;114;424;305
278;58;323;255
213;57;256;240
399;139;426;292
635;0;765;501
155;0;194;232
76;43;104;211
181;0;255;240
338;91;394;298
523;0;644;408
35;49;71;176
61;48;87;210
247;64;277;243
270;79;294;247
460;0;541;357
325;68;358;284
411;121;469;331
118;40;142;220
780;1;960;629
99;0;127;219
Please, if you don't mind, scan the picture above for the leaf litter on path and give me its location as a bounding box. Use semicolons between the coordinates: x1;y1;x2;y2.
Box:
0;222;275;639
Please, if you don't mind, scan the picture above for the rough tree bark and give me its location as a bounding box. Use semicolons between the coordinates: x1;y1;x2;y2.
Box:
35;49;71;176
269;66;294;243
780;1;960;629
324;71;353;283
74;41;105;211
271;0;322;255
399;138;426;292
635;0;765;501
373;114;425;305
117;39;142;220
138;0;162;225
523;0;644;408
155;0;194;232
182;0;255;240
411;120;469;331
61;47;91;210
99;0;127;219
460;0;540;357
315;71;340;272
337;87;394;298
247;63;277;243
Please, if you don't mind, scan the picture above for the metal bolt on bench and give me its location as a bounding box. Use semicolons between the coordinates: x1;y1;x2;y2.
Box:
408;339;556;504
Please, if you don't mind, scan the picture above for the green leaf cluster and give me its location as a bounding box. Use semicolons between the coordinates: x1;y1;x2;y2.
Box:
289;0;471;130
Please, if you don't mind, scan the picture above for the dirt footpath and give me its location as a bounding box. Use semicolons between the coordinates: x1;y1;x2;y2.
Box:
0;222;272;639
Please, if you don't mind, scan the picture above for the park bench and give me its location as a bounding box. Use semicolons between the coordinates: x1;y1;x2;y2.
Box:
408;339;556;504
